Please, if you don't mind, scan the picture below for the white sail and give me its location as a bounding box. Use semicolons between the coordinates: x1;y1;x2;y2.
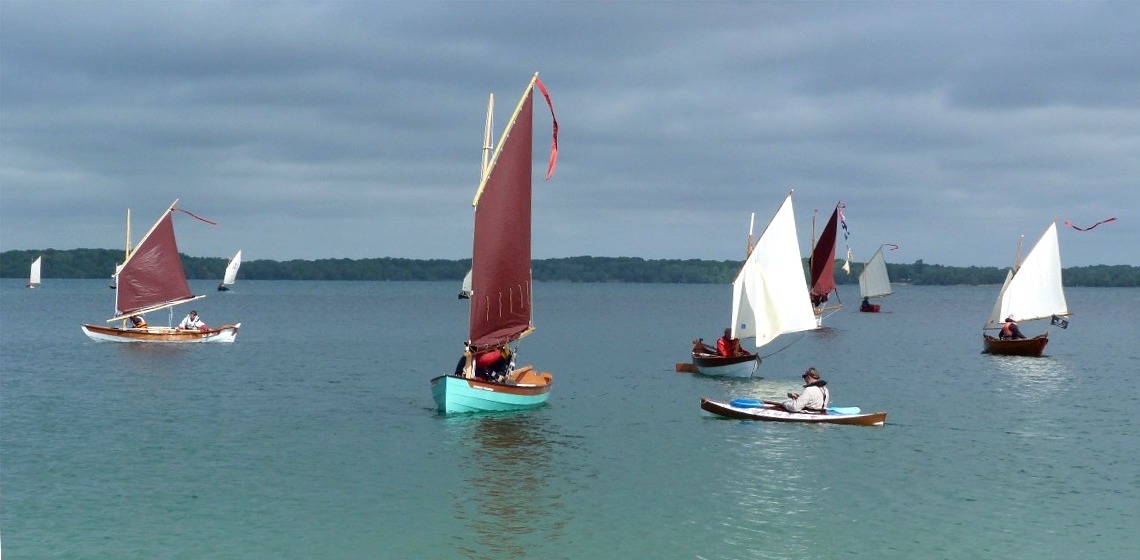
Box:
28;256;42;287
222;250;242;286
731;192;818;349
858;245;892;299
984;222;1069;329
459;268;473;298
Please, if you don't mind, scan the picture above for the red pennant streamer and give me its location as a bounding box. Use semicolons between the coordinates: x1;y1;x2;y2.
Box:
174;208;218;226
1064;217;1116;232
534;77;559;180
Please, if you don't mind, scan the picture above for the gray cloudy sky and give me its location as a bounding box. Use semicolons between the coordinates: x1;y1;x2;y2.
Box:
2;1;1137;267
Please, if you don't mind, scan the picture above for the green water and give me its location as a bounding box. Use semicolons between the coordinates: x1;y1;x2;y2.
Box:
2;280;1138;559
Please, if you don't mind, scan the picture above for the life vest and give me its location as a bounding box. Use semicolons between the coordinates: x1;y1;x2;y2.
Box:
1000;322;1014;338
475;350;502;369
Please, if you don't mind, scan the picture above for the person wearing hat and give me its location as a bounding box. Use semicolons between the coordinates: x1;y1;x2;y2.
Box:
999;316;1026;340
782;367;830;413
177;310;206;330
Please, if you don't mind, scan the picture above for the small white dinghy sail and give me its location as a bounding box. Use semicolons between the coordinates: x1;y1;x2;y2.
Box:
691;192;818;378
27;256;42;288
982;222;1070;356
858;244;892;311
458;268;473;299
218;250;241;291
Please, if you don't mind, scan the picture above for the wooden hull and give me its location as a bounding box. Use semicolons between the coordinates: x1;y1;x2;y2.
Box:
982;333;1048;357
700;398;887;426
691;352;759;378
81;323;241;343
431;367;553;414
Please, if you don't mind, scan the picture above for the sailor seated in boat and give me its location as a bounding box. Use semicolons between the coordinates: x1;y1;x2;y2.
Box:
692;338;715;355
999;316;1026;340
130;315;148;329
473;345;513;383
782;368;830;413
860;297;873;311
716;328;747;357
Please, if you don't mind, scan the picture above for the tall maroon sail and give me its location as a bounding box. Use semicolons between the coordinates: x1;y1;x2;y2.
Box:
115;206;197;317
810;204;840;306
468;82;537;350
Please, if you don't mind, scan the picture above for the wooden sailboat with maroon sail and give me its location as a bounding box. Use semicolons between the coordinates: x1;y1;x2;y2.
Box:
431;73;559;413
982;222;1070;357
81;200;241;343
809;202;844;326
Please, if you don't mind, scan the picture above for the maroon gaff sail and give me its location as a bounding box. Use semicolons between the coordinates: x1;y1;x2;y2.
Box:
115;209;196;317
468;82;536;350
810;204;840;306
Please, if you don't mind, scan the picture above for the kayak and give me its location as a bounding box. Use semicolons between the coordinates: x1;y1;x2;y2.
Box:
701;397;888;426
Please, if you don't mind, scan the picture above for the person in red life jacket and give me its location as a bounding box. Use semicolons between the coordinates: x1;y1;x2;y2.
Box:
1000;316;1026;340
129;315;148;329
473;345;512;382
716;328;746;357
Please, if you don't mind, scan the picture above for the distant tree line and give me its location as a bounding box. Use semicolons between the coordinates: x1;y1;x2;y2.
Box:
3;248;1139;287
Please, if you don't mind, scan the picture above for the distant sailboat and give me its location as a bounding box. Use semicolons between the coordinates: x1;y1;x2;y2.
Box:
27;256;42;288
687;192;818;377
809;202;844;326
430;73;560;413
218;250;241;291
81;200;241;343
858;244;893;312
982;222;1070;356
458;268;472;299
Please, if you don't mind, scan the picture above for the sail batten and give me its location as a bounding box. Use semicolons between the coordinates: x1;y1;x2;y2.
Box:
859;245;892;299
732;193;819;350
984;222;1068;329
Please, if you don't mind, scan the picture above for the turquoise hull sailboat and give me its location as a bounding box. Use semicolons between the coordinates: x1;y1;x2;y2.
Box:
431;73;560;414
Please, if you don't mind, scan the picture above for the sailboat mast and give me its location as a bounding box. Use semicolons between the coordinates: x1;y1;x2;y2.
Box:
745;212;755;258
472;72;539;207
482;93;494;180
125;208;132;259
1012;234;1025;271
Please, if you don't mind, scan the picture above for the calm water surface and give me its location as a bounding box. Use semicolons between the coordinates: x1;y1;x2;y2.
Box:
2;279;1138;559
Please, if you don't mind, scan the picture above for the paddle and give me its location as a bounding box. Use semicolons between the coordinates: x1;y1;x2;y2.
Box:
735;398;859;414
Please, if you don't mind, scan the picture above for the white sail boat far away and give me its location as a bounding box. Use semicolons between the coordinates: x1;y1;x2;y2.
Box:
858;244;893;312
218;250;242;291
27;256;42;288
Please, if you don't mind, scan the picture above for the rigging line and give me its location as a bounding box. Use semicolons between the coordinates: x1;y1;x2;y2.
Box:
759;333;807;360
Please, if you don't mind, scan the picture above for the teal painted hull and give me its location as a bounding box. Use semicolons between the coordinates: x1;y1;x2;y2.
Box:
430;374;551;414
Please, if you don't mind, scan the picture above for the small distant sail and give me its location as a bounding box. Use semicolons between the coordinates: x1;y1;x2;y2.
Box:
27;256;42;288
218;250;241;291
458;269;473;299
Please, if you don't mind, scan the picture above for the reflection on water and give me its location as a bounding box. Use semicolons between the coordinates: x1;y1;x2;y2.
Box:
988;354;1071;404
442;413;565;559
701;422;825;559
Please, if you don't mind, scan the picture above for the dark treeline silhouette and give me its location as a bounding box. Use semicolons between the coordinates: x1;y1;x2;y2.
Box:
3;249;1139;287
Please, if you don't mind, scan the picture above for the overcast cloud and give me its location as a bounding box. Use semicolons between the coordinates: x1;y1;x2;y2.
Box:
2;1;1137;267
